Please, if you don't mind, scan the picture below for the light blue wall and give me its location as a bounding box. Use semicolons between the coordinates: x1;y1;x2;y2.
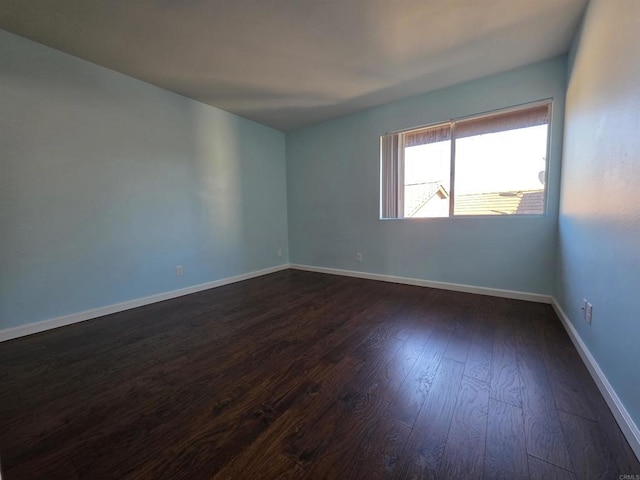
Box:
557;0;640;426
0;30;288;330
286;57;567;294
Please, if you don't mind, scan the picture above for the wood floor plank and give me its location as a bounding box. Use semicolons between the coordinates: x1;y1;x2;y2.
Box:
257;301;379;392
490;318;522;407
213;453;305;480
463;315;495;383
385;326;452;427
528;455;576;480
484;399;528;480
532;314;596;420
517;325;573;471
360;334;429;402
396;357;465;477
105;381;312;480
558;409;631;480
210;354;364;479
438;375;490;480
2;453;78;480
571;371;640;474
578;394;640;476
351;324;405;364
443;317;474;363
295;391;387;479
1;370;172;472
345;417;411;479
543;345;597;421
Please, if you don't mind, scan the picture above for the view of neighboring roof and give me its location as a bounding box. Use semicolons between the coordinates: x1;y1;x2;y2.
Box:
454;189;545;215
404;182;449;217
404;184;544;217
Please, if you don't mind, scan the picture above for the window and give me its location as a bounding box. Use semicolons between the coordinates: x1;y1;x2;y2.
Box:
380;101;551;218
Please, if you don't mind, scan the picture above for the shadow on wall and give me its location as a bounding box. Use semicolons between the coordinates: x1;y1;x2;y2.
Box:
187;103;246;277
185;99;288;282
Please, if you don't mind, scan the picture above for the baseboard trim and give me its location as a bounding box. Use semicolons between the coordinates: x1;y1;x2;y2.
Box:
551;297;640;460
0;264;289;343
290;263;551;304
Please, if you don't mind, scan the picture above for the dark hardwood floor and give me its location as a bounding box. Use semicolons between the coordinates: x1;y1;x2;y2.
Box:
0;270;638;479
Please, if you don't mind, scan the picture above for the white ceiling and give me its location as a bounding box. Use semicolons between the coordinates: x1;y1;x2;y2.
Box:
0;0;587;131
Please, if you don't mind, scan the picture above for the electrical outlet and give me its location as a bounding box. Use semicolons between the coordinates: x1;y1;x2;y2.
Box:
585;302;593;324
176;265;184;277
356;252;363;262
277;248;283;257
581;298;587;311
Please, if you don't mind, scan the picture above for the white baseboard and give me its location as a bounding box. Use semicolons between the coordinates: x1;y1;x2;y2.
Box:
0;264;289;343
551;298;640;460
290;263;552;304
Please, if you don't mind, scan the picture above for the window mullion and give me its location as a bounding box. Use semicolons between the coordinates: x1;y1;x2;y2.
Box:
397;132;406;218
449;122;456;217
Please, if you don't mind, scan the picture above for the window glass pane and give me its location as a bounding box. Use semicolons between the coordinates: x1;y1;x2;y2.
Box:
403;125;451;218
454;122;548;215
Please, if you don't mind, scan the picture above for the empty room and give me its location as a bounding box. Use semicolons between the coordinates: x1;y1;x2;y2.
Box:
1;0;639;479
